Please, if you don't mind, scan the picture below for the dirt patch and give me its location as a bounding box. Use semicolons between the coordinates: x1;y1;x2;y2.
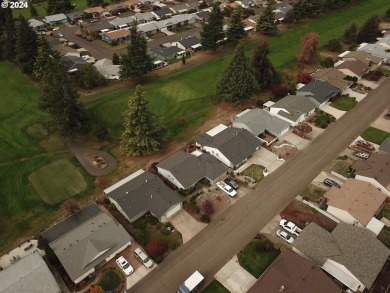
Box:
271;140;298;159
280;200;337;232
325;156;356;177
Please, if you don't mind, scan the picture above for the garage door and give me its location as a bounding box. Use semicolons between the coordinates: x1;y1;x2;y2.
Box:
165;203;182;218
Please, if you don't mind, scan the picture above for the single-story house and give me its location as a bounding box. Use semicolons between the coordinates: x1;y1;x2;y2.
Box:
243;18;256;33
28;18;45;29
94;58;121;79
379;137;390;155
232;108;290;145
101;29;130;43
85;20;115;33
172;36;202;51
352;153;390;196
41;203;132;284
0;251;61;293
152;6;175;19
267;95;320;126
84;6;108;18
334;60;369;79
296;80;339;107
272;4;292;22
109;16;135;29
157;150;228;190
60;55;87;73
42;13;68;25
247;249;342;293
105;3;128;14
170;2;197;14
133;12;156;23
358;36;390;61
236;0;258;8
312;68;350;91
324;179;386;234
194;10;210;22
149;46;186;60
338;50;383;67
104;170;183;223
138;22;159;35
195;124;263;169
66;10;85;22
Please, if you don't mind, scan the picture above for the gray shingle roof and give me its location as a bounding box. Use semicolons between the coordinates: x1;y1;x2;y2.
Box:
44;13;67;22
379;137;390;155
0;252;61;293
86;20;115;32
312;68;350;91
149;46;184;58
297;80;339;104
152;7;174;17
271;95;320;122
177;36;201;49
66;10;85;21
157;151;228;189
293;222;390;289
195;127;263;167
60;55;87;71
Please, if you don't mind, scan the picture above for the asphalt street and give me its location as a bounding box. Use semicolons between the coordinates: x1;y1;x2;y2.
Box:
129;78;390;293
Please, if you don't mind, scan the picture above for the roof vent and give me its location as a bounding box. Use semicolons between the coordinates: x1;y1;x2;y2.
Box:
279;286;285;292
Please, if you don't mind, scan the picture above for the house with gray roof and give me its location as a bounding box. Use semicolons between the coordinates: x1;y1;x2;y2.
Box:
60;55;87;73
173;36;202;51
85;20;115;33
267;95;320;126
66;10;85;22
358;36;390;62
334;59;369;79
379;137;390;155
94;58;120;79
232;108;290;145
312;68;350;91
151;7;175;19
338;50;383;67
28;19;44;29
297;80;339;106
41;203;132;284
104;170;183;223
109;16;136;28
0;251;61;293
149;46;186;60
293;222;390;292
195;124;263;169
157;150;228;190
43;13;68;25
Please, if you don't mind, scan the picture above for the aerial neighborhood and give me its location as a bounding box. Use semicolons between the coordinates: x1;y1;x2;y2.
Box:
1;0;390;293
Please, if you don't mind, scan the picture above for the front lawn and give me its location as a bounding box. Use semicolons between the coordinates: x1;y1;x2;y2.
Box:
361;127;390;145
300;184;327;204
240;164;266;182
203;280;230;293
314;112;335;128
330;95;357;111
325;155;356;177
238;237;280;278
150;32;166;40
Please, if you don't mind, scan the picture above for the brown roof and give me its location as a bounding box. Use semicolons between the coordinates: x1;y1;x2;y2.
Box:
324;179;386;226
105;3;126;11
336;60;369;76
243;18;256;28
343;51;383;65
312;68;350;91
102;29;130;40
85;6;105;14
247;249;341;293
123;0;138;8
352;153;390;190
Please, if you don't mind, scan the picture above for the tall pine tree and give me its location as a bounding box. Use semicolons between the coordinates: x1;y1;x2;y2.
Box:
251;42;278;89
120;21;153;82
216;43;258;103
47;0;74;14
357;16;381;43
33;36;61;80
200;4;224;51
120;86;167;156
0;8;15;61
226;7;246;42
256;0;278;34
342;22;358;44
15;16;38;74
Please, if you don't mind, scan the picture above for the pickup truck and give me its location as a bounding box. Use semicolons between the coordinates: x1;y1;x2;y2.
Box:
216;181;237;197
279;219;302;237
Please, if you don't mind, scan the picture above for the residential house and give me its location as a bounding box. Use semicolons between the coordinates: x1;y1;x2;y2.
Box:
334;60;369;79
358;36;390;62
247;249;342;293
273;4;292;22
151;7;175;19
157;150;228;190
60;55;87;73
173;36;202;51
324;179;386;235
379;137;390;155
243;18;256;33
109;16;135;29
123;0;139;9
42;13;68;25
220;2;241;10
84;6;108;18
266;95;320;126
297;80;339;107
352;153;390;196
312;68;350;91
85;20;115;33
101;29;130;44
104;170;183;223
195;124;263;169
133;12;156;23
139;0;160;5
138;22;159;35
94;58;121;79
170;2;198;14
66;10;85;23
0;251;61;293
338;50;383;67
41;203;132;284
105;3;128;15
194;10;210;22
149;46;186;60
232;108;290;145
28;19;45;29
293;222;390;292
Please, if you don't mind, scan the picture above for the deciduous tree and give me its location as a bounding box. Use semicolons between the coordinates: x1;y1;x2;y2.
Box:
15;15;38;74
226;7;246;42
200;4;224;51
357;15;382;43
251;41;278;89
61;199;80;215
112;52;120;65
29;3;39;17
146;239;168;258
256;0;278;34
78;63;106;89
342;22;358;44
297;32;320;64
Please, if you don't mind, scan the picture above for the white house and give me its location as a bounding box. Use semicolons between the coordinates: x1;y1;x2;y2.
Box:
93;58;121;79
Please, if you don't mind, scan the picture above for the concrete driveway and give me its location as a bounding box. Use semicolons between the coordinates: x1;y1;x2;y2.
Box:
311;171;344;189
282;132;311;150
214;255;256;293
260;213;282;234
235;148;285;174
320;103;346;120
127;265;156;290
371;109;390;132
169;209;206;244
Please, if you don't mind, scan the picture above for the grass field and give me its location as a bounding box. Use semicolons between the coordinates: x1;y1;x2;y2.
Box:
28;159;87;204
361;127;390;145
15;0;88;19
203;280;230;293
330;95;357;111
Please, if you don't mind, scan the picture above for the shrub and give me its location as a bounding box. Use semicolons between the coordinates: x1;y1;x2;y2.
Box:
134;219;147;230
202;199;214;216
148;216;159;226
169;242;177;251
108;202;117;210
160;226;170;235
146;239;168;258
200;214;210;223
164;222;172;227
187;201;200;213
154;255;164;264
320;57;334;68
297;72;312;84
91;125;109;141
155;223;162;230
134;229;146;246
327;39;342;52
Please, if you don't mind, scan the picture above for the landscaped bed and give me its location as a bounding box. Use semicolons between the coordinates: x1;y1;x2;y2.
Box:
300;184;327;204
203;280;230;293
313;111;335;128
325;155;356;177
240;164;266;182
330;95;357;111
361;127;390;145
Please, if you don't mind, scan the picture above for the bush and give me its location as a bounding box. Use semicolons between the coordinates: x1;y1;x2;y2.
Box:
187;201;200;213
160;226;170;235
200;214;210;223
155;222;162;230
91;125;109;141
169;242;177;251
146;239;168;258
134;219;147;230
320;57;334;68
327;39;342;52
108;202;116;210
297;72;312;84
271;86;288;99
154;255;164;264
134;229;146;246
164;222;172;227
202;199;214;216
148;216;159;226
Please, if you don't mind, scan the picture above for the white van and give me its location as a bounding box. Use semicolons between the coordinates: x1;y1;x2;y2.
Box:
134;247;154;268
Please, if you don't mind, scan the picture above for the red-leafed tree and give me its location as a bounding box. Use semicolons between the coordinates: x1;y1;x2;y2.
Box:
202;199;214;216
146;239;168;258
297;72;312;84
297;33;320;64
61;199;80;215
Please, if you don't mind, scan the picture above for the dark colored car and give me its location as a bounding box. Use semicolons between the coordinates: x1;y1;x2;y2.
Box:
323;178;341;188
224;178;240;190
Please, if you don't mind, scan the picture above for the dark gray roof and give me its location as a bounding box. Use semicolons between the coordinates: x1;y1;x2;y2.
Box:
66;10;85;20
149;46;184;58
85;20;114;32
157;151;228;189
195;127;263;167
379;137;390;154
153;7;174;17
105;171;183;219
60;55;87;71
177;36;201;49
276;4;292;14
271;95;320;122
293;222;390;289
0;252;61;293
297;80;339;104
195;10;210;19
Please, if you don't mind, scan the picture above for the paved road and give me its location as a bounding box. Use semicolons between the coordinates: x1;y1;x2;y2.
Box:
130;78;390;293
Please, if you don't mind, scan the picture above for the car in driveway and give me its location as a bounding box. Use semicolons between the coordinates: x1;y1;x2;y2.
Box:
276;230;294;244
58;33;64;38
224;178;240;190
323;178;341;188
116;256;134;276
134;247;154;268
279;219;302;236
53;27;60;31
217;181;237;197
353;151;370;159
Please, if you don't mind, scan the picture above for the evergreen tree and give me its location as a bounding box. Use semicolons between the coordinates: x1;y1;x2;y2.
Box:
200;4;224;51
216;43;258;103
256;0;278;34
120;21;153;82
342;22;358;44
0;8;15;61
283;9;295;25
15;16;38;74
292;0;307;21
29;3;39;17
226;7;246;42
251;42;278;89
120;85;168;156
40;59;89;136
33;36;61;80
112;53;120;65
47;0;74;15
357;16;381;43
384;7;390;21
326;39;341;52
78;63;107;89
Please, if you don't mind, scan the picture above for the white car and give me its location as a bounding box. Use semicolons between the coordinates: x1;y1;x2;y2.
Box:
134;247;154;268
353;151;369;159
58;33;64;38
81;55;90;60
276;230;294;244
53;27;60;31
217;181;237;197
279;219;302;236
116;256;134;276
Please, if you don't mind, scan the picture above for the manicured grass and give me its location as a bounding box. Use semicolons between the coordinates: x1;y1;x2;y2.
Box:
26;123;49;140
330;95;357;111
238;238;280;278
361;127;390;145
241;164;265;182
301;184;327;204
15;0;88;18
314;112;335;128
28;159;87;204
99;270;121;291
203;280;230;293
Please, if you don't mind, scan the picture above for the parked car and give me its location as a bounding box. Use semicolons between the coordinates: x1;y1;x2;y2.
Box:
81;55;90;61
279;219;302;236
224;178;240;190
323;178;341;188
276;230;294;244
116;256;134;276
53;27;60;31
58;33;64;38
134;248;154;268
353;151;370;159
216;181;237;197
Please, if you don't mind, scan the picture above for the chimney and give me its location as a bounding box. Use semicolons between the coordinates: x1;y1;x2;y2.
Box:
279;286;285;293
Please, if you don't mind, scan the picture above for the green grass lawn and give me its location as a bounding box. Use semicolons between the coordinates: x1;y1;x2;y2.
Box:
15;0;88;19
99;269;122;291
203;280;230;293
330;95;357;111
240;164;266;182
301;184;327;204
361;127;390;145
